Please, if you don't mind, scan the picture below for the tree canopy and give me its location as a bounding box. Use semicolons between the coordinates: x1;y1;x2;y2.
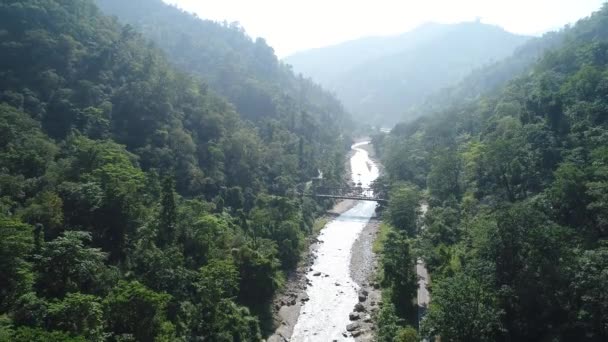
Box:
374;4;608;341
0;0;351;340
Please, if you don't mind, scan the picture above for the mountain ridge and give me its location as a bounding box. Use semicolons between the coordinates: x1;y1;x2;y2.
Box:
285;21;531;125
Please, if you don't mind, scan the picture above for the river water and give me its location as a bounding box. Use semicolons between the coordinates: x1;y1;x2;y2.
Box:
291;141;380;341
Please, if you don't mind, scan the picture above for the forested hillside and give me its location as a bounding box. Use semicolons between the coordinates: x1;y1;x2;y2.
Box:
286;22;530;126
412;29;567;117
373;5;608;341
0;0;350;340
95;0;350;132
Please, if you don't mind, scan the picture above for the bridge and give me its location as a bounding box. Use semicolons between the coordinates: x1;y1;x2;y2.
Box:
297;184;387;203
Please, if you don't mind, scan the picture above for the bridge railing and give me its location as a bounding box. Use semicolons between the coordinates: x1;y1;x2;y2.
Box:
314;186;374;195
294;181;388;202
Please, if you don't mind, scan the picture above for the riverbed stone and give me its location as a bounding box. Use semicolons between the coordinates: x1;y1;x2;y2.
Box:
313;272;321;276
354;303;366;312
349;312;360;321
346;322;360;332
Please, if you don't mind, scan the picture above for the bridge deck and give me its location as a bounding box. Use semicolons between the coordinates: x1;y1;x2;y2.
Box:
304;194;386;203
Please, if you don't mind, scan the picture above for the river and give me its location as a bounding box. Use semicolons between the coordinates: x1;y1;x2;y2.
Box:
291;141;380;341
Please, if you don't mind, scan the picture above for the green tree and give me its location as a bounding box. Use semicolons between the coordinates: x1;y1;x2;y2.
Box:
47;293;105;341
193;259;261;340
381;231;417;319
0;217;33;311
34;231;108;298
250;195;304;269
10;327;87;342
489;204;575;341
587;146;608;238
572;245;608;340
387;183;420;236
197;259;239;308
225;186;244;210
157;176;177;248
18;191;64;239
395;326;418;342
548;162;591;230
428;149;462;203
103;281;175;342
234;243;282;312
376;302;400;342
0;104;58;178
11;292;49;328
421;273;501;342
478;116;535;202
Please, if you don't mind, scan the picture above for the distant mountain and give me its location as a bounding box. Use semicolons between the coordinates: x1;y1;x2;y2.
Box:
414;30;566;116
95;0;351;132
285;22;531;126
284;23;451;86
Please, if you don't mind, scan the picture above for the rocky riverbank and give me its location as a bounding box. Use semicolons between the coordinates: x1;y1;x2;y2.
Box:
267;199;358;342
268;139;383;342
344;141;383;341
346;217;382;341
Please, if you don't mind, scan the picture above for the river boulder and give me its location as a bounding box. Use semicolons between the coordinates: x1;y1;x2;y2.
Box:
358;290;368;302
346;322;360;332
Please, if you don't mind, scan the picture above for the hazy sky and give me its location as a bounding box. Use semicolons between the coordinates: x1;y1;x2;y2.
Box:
163;0;605;57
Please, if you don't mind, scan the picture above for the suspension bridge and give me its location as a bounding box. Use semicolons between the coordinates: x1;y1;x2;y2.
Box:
296;183;387;203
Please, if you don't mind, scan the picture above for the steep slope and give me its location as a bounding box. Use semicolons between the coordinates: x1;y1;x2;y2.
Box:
95;0;350;132
413;29;567;116
286;22;530;126
373;4;608;341
0;0;349;340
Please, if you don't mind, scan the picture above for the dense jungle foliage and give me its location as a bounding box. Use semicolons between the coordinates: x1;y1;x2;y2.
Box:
95;0;351;134
0;0;351;340
374;4;608;342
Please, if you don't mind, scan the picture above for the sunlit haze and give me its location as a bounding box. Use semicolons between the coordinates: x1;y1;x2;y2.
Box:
162;0;605;57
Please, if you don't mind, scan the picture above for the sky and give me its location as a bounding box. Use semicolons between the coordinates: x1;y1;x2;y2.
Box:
163;0;606;57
